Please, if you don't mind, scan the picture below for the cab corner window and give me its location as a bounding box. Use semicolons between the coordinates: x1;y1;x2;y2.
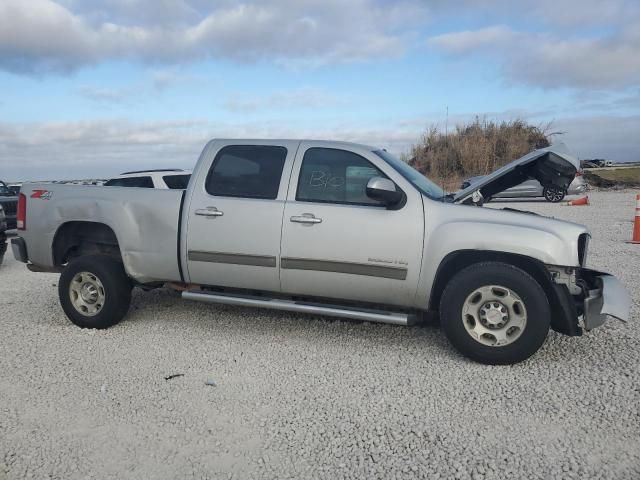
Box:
104;176;154;188
163;174;191;189
205;145;287;199
296;148;386;206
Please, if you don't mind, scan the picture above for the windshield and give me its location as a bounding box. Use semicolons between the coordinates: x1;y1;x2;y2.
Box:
0;181;11;195
373;150;445;200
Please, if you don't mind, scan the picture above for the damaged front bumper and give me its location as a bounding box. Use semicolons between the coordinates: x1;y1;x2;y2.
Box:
548;266;631;335
582;273;631;330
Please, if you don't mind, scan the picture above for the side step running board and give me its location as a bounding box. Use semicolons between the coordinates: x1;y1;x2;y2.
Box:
182;290;414;326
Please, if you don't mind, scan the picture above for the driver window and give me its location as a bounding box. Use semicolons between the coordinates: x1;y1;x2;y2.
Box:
296;148;386;206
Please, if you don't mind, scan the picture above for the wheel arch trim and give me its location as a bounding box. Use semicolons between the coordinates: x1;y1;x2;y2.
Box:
427;250;581;336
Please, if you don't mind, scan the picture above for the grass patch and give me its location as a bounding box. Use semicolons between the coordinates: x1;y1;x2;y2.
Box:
584;167;640;188
591;167;640;184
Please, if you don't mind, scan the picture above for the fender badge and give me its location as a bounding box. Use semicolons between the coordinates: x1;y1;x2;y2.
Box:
31;189;52;200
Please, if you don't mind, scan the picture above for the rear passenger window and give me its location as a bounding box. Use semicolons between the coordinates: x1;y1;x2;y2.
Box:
163;174;191;189
296;148;386;205
104;176;154;188
205;145;287;199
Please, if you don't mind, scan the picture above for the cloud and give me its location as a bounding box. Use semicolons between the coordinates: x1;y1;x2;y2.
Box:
0;0;427;75
425;0;640;90
151;70;188;91
553;115;640;161
503;0;638;28
426;0;640;28
0;117;421;181
223;88;344;113
2;111;639;181
429;21;640;90
77;85;134;103
429;26;515;54
76;69;206;104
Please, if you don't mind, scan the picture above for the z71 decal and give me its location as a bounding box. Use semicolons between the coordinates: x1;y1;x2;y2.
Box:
31;190;53;200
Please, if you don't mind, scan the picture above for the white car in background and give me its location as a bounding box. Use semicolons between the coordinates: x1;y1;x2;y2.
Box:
104;169;192;189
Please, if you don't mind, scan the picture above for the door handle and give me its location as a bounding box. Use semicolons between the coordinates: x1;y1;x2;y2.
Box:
290;213;322;224
195;207;224;217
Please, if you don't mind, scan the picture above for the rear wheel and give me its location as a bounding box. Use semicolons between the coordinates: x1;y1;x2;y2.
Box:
439;262;550;364
59;255;132;329
543;186;565;202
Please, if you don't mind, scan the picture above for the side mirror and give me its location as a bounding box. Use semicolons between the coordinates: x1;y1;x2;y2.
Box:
366;177;403;207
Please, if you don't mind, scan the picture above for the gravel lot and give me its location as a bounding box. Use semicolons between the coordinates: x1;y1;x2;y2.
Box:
1;190;639;479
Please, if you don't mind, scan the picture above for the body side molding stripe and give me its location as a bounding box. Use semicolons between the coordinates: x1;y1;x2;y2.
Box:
281;257;407;280
188;251;277;268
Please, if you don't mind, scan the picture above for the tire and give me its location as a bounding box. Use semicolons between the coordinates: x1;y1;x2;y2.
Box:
543;186;565;203
0;233;6;266
439;262;550;365
59;255;132;329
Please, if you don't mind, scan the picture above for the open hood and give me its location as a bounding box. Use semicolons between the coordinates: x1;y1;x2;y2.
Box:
453;146;580;204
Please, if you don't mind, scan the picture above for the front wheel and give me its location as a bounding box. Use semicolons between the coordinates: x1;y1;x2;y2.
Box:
439;262;550;364
0;233;6;266
543;186;565;203
59;255;132;329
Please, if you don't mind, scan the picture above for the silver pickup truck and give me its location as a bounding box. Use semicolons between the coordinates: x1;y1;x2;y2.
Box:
11;140;631;364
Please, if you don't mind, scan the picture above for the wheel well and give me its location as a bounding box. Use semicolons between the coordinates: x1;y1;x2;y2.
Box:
429;250;554;311
429;250;580;336
52;222;122;266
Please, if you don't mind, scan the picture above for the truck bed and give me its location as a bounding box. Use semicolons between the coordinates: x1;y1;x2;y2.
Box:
19;183;184;283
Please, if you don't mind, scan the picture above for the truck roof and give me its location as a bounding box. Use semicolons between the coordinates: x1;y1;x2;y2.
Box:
120;169;186;175
209;139;381;152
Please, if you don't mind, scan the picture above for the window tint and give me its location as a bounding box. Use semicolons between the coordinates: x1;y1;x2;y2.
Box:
163;174;191;189
104;176;154;188
205;145;287;199
296;148;387;205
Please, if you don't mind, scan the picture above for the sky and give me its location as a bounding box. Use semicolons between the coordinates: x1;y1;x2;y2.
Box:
0;0;639;181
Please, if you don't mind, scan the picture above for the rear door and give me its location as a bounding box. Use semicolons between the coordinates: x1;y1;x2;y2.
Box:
184;141;298;292
498;179;541;198
279;142;424;307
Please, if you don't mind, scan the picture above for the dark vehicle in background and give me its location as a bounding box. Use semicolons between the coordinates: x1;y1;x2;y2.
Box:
581;159;612;169
460;171;588;203
0;180;18;230
104;169;192;189
457;146;590;204
0;204;7;264
460;171;587;203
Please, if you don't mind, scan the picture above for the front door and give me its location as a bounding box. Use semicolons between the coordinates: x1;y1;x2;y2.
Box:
280;142;424;307
185;141;298;292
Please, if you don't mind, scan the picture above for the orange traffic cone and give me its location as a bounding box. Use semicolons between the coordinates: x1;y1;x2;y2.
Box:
565;195;589;206
627;194;640;244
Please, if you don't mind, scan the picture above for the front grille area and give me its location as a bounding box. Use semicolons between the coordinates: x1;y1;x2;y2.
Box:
1;200;17;216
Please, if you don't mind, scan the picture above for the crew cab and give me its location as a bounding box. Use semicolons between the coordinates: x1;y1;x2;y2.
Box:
11;140;631;364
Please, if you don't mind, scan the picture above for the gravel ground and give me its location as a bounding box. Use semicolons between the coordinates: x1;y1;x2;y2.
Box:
1;190;639;479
